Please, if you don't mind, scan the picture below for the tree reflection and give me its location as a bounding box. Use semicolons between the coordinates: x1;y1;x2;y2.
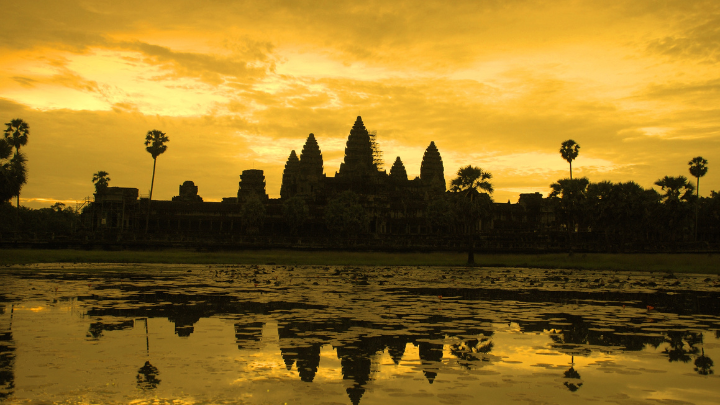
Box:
86;320;134;340
549;316;588;346
694;348;714;375
450;337;494;369
0;305;15;399
663;331;701;363
136;361;161;390
562;356;583;392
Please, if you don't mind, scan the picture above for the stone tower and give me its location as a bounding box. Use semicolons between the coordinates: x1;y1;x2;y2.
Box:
172;180;203;202
280;150;300;199
298;133;324;196
338;116;376;178
299;133;323;178
389;156;408;182
420;141;445;193
237;169;268;202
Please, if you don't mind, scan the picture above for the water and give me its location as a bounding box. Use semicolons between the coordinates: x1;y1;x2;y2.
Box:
1;264;719;404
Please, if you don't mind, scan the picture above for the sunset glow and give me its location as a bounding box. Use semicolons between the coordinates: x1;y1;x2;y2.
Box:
2;1;718;207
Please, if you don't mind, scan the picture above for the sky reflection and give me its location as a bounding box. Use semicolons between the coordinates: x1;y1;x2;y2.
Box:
1;264;719;404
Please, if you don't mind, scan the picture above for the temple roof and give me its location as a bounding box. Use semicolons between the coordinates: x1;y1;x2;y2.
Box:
420;141;445;192
338;116;375;177
280;150;300;199
299;134;323;178
389;156;408;182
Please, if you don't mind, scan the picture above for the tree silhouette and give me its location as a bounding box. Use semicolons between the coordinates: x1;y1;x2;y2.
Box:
560;139;580;180
655;176;695;204
550;177;589;250
450;165;493;265
0;146;26;205
241;194;266;234
324;191;366;237
144;129;169;233
426;195;453;234
3;119;29;209
282;196;309;235
655;175;695;240
92;171;110;195
688;157;708;241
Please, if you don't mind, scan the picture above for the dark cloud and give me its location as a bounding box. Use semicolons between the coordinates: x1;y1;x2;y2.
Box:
123;41;275;85
12;77;37;88
646;14;720;62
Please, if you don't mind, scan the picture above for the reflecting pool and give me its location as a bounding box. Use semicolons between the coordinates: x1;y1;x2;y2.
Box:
1;264;719;404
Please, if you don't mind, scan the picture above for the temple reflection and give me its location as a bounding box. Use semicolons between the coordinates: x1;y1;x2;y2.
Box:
73;277;720;394
3;267;720;403
0;304;15;400
235;320;264;350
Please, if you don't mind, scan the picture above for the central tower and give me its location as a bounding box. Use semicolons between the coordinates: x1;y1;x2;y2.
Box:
338;116;376;178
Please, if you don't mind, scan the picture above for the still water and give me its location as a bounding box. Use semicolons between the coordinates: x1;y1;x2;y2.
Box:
1;264;719;404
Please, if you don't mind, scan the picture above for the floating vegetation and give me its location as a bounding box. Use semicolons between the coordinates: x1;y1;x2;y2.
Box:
0;264;719;404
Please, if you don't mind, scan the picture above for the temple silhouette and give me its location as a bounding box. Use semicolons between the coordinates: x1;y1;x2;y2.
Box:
83;116;558;249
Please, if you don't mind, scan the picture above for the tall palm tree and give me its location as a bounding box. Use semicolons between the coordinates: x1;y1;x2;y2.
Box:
3;119;29;209
689;156;708;241
450;165;493;265
144;130;169;232
560;140;580;180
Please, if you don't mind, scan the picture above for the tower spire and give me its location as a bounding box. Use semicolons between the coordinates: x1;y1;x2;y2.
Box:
420;141;445;192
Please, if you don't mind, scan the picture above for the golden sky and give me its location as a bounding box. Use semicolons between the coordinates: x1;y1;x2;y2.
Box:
2;0;719;208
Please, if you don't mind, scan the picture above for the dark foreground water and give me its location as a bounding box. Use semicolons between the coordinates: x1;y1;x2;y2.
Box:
1;264;719;404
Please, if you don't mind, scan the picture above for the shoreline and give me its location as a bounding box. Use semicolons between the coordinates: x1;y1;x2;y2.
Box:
1;249;718;274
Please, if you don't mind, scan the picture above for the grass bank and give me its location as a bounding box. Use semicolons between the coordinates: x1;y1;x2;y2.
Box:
1;249;718;274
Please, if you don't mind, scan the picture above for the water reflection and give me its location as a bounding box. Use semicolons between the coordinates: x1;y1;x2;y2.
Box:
136;361;160;390
1;264;720;404
562;356;583;392
695;348;714;375
0;304;15;399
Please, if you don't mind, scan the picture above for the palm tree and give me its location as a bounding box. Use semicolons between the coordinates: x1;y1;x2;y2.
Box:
689;156;708;241
550;177;589;252
3;119;29;209
0;150;27;204
560;140;580;179
92;171;111;195
654;176;695;204
0;137;15;202
450;165;493;265
654;175;695;240
144;129;169;232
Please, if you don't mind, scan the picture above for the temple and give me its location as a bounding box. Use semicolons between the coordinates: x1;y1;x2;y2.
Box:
83;116;558;249
277;117;446;200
